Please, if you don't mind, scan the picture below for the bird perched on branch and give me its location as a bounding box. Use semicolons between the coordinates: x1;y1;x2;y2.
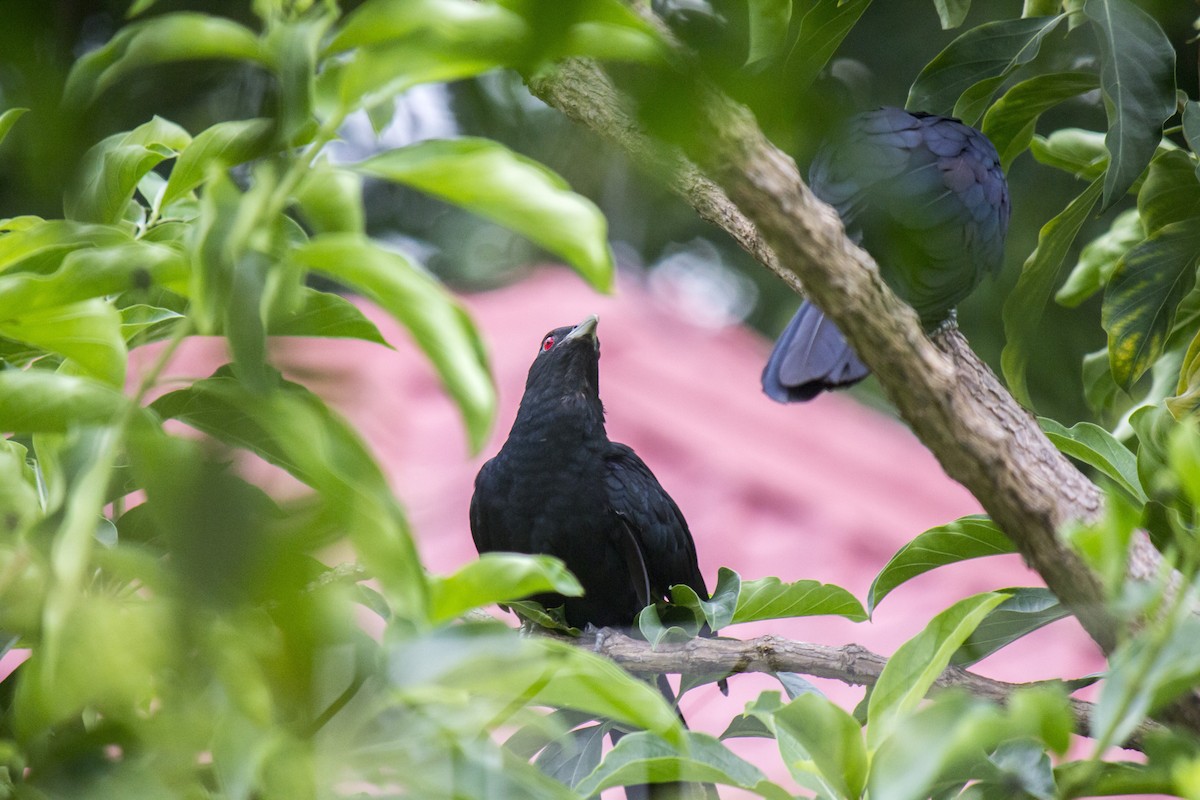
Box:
762;106;1010;402
471;314;711;630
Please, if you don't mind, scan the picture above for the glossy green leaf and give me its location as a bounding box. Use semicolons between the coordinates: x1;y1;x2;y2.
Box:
907;15;1065;125
267;289;388;345
1102;221;1200;391
290;234;494;452
982;71;1100;169
950;587;1069;667
0;220;130;275
867;592;1008;747
1136;149;1200;237
0;371;128;432
66;117;192;224
666;565;740;631
868;516;1014;613
356;139;613;291
1055;208;1143;307
0;300;127;386
161;118;275;208
733;576;866;624
1001;177;1104;406
1084;0;1177;209
151;369;428;616
1029;128;1110;181
329;0;527;54
0;108;28;150
933;0;971;29
747;0;791;64
0;242;187;320
1038;417;1146;502
773;693;867;800
428;553;583;625
575;731;790;800
784;0;872;93
65;13;264;106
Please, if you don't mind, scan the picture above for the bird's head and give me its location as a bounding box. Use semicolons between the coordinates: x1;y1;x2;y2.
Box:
519;314;603;416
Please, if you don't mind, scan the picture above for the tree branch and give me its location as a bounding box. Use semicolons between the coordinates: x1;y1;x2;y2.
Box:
528;58;1130;652
555;628;1161;752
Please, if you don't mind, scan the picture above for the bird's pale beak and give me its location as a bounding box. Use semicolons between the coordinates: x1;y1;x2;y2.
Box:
563;314;599;343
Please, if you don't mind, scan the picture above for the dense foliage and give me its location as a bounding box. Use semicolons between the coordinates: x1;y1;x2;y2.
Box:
1;0;1200;797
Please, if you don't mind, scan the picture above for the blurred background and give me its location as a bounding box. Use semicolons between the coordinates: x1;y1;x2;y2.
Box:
1;0;1197;424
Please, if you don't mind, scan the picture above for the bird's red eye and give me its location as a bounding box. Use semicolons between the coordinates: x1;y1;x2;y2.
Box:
541;336;555;351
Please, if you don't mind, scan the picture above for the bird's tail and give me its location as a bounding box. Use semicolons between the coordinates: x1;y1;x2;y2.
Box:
610;675;716;800
761;300;869;402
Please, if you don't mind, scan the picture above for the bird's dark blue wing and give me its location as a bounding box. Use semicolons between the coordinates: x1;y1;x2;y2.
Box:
762;300;870;402
602;442;708;601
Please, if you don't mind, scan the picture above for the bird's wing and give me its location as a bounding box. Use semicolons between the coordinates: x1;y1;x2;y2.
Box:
603;442;708;601
469;456;502;555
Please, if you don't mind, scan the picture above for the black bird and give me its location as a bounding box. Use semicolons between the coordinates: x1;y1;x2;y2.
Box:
762;106;1010;402
471;314;710;630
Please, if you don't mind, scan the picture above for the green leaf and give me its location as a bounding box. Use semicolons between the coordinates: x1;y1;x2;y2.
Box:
356;139;613;291
982;72;1100;170
733;576;866;624
868;516;1014;613
867;592;1008;747
950;587;1069;667
1055;760;1174;797
1055;208;1143;307
267;289;388;345
535;723;607;788
0;241;188;320
0;300;127;386
1029;128;1110;181
151;369;428;617
1136;149;1200;237
1001;177;1104;406
329;0;527;54
263;14;331;144
906;15;1065;126
666;565;740;631
293;163;364;234
575;731;791;800
783;0;872;94
1039;416;1146;502
0;108;28;150
428;553;583;625
161;118;275;208
1102;221;1200;391
1084;0;1177;209
65;117;192;224
773;693;867;799
1183;100;1200;177
746;0;791;64
290;234;495;452
65;12;264;106
933;0;971;29
0;371;128;432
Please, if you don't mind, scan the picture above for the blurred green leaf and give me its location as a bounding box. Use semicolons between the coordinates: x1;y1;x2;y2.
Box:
0;108;28;150
1055;760;1174;797
933;0;971;29
907;15;1065;126
1038;417;1146;502
0;300;127;386
773;693;867;800
428;553;583;625
293;163;365;234
747;0;791;64
329;0;528;54
867;592;1007;748
982;72;1100;170
576;730;791;800
784;0;872;93
1102;220;1200;391
0;371;127;432
868;516;1014;613
268;288;388;345
535;723;607;787
1183;101;1200;177
290;234;494;452
263;14;330;144
1001;177;1104;406
1055;208;1143;307
161;118;275;208
950;587;1069;667
733;575;866;624
65;12;264;106
65;117;192;225
1136;149;1200;237
1083;0;1177;209
356;139;614;291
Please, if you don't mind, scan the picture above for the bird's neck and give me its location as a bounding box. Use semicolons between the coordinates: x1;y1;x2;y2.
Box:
508;391;606;444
